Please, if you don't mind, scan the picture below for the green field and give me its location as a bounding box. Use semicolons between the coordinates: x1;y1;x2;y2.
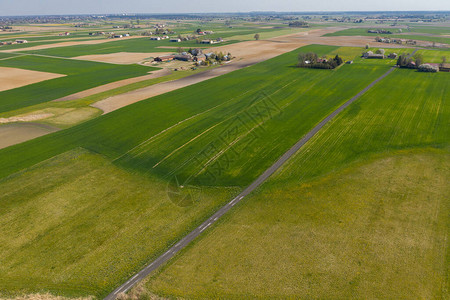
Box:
0;45;398;298
0;66;217;129
416;48;450;63
0;55;156;113
144;69;449;299
0;148;237;298
0;45;393;183
0;52;20;59
324;27;450;44
408;25;450;35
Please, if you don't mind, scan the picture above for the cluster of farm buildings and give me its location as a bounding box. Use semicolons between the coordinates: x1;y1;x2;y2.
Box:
362;48;449;72
362;49;397;59
154;48;230;65
0;39;28;45
374;36;417;45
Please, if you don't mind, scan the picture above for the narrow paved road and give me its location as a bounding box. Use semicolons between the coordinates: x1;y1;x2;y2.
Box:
105;62;403;299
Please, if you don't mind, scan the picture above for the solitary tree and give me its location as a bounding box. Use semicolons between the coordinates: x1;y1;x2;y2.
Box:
414;53;423;67
365;44;369;49
440;56;446;68
254;33;260;41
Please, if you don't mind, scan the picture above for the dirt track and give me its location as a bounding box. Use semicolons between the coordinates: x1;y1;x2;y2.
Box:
0;67;65;92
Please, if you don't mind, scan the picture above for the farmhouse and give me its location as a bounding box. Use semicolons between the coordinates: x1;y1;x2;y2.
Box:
440;63;450;72
194;54;206;62
190;48;203;56
388;53;398;59
154;55;175;62
362;51;384;59
170;38;181;42
113;34;123;38
174;54;193;61
201;38;223;44
368;29;392;34
15;39;28;44
150;37;161;40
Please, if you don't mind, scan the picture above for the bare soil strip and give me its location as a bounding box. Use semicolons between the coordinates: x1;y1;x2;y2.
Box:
73;52;171;65
54;68;172;102
0;67;66;92
0;123;59;149
0;113;54;124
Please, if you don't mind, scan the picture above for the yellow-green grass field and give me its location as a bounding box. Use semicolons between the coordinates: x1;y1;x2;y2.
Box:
0;45;447;299
143;69;449;298
416;49;450;63
0;148;238;298
146;150;449;299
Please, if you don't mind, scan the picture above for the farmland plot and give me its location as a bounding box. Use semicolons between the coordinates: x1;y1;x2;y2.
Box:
0;45;396;297
144;69;449;300
0;55;156;113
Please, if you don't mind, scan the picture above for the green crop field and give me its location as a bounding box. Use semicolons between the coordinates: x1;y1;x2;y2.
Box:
324;27;450;44
0;52;19;59
0;45;393;183
0;148;237;298
0;54;156;113
0;66;218;129
144;69;449;299
416;48;450;63
0;45;398;298
408;25;450;35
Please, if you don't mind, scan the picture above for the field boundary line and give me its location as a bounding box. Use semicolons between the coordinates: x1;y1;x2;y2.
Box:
104;62;401;299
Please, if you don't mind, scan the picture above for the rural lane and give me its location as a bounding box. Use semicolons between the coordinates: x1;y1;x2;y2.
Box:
104;61;405;299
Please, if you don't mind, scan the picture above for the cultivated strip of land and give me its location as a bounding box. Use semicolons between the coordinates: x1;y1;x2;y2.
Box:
105;61;402;300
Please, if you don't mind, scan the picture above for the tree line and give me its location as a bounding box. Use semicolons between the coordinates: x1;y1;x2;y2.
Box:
298;52;343;69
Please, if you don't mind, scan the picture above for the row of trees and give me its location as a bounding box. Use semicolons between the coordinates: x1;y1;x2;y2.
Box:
289;21;309;27
397;53;423;68
298;52;343;69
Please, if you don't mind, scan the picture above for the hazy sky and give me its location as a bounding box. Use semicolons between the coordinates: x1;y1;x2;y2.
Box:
1;0;449;16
